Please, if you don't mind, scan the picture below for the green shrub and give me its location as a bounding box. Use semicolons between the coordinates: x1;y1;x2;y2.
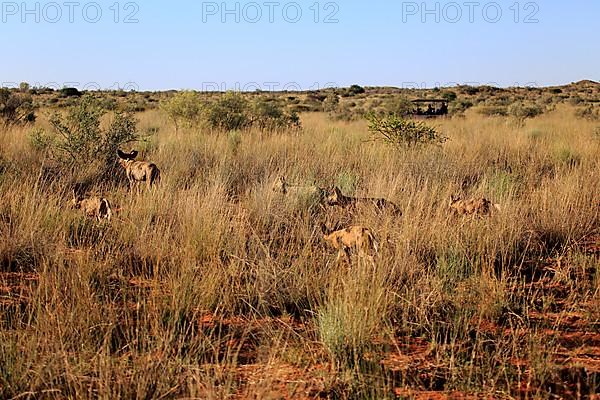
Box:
382;96;413;116
160;90;203;133
317;292;386;371
250;99;301;132
366;113;447;149
330;104;361;121
477;105;508;117
527;129;547;142
508;102;544;125
553;146;581;168
335;171;359;195
322;92;339;113
575;105;600;121
31;96;140;174
227;130;242;155
0;88;36;126
450;100;473;115
59;87;82;97
19;82;30;93
204;92;300;133
441;90;457;102
347;84;366;96
205;92;251;132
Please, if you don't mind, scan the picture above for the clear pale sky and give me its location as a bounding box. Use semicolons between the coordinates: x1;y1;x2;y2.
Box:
0;0;598;90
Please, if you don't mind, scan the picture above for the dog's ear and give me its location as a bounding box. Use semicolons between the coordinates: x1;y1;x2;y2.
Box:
70;189;81;207
117;149;138;160
319;222;329;235
71;188;83;202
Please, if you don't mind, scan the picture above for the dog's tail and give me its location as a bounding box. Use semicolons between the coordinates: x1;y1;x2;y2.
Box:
392;202;403;216
150;166;161;187
366;229;379;254
100;198;112;221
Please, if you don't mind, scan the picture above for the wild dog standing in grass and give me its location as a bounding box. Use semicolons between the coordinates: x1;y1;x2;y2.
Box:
321;224;379;266
325;186;402;215
71;190;112;222
272;176;327;208
117;149;161;190
448;195;501;217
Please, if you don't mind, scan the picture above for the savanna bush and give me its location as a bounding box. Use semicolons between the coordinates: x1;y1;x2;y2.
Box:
441;90;457;102
575;104;600;121
508;102;544;125
250;99;300;132
160;90;204;133
30;96;140;175
322;92;340;114
59;87;82;97
382;95;413;116
0;88;36;126
366;113;447;149
205;92;300;132
450;100;473;115
346;84;366;96
476;105;508;117
205;92;251;131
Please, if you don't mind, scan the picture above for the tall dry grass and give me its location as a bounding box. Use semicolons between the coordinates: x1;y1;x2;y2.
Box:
0;104;598;398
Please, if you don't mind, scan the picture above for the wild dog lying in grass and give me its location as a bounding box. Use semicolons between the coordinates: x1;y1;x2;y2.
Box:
71;190;112;222
449;195;501;217
272;176;326;207
117;149;161;190
321;224;379;265
324;186;402;215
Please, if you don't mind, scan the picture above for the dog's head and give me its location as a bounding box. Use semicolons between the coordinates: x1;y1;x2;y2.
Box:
70;189;84;209
449;194;461;207
117;149;138;167
324;186;343;205
272;176;287;193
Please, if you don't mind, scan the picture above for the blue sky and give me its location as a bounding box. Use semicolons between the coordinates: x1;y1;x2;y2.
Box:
0;0;598;90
